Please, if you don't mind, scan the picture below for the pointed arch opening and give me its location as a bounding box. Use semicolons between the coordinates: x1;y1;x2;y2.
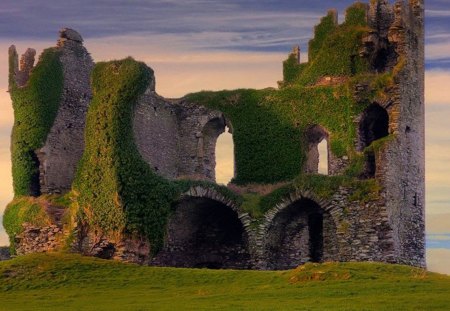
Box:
359;104;389;149
359;104;389;178
154;196;250;269
305;125;329;175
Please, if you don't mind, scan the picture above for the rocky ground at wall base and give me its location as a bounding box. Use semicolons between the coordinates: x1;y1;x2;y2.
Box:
0;253;449;311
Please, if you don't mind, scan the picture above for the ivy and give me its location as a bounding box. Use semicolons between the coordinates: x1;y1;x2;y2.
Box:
9;48;63;196
73;58;177;253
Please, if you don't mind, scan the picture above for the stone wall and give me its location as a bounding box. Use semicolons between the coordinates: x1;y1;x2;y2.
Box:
15;223;64;255
134;93;228;182
133;93;180;179
38;28;94;194
254;188;394;270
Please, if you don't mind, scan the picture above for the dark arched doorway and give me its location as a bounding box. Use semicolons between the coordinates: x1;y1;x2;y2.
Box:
264;198;332;270
359;104;389;149
154;197;250;269
358;104;389;178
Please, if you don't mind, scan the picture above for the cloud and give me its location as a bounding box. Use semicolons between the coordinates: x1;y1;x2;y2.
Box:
427;248;450;275
0;0;327;54
426;42;450;61
426;10;450;17
428;234;450;241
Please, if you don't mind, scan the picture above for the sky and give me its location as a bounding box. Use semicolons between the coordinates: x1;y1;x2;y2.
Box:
0;0;449;274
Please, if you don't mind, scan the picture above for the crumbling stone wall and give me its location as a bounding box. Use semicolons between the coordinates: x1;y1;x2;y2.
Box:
38;28;94;194
15;223;64;255
134;93;229;182
255;188;394;270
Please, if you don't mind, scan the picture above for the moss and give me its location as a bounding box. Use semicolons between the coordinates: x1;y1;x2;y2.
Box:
186;89;303;185
2;197;53;253
308;11;337;61
73;58;177;253
282;54;303;85
9;48;64;196
241;194;263;218
365;134;395;153
347;179;381;202
344;2;369;27
298;27;370;86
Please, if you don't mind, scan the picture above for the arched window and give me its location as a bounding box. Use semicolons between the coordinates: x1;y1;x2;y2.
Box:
359;104;389;178
215;126;234;185
305;125;329;175
317;139;328;175
359;104;389;150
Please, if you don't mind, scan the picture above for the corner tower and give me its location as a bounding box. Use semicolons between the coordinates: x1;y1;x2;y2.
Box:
367;0;425;266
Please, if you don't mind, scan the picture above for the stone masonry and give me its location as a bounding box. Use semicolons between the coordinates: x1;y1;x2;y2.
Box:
37;28;94;194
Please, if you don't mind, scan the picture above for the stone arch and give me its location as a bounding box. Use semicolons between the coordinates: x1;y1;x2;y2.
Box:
304;125;329;175
358;103;389;178
258;190;338;270
153;186;252;269
358;103;389;150
197;116;233;182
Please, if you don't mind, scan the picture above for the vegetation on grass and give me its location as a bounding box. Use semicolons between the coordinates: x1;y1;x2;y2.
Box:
0;253;449;311
2;194;69;253
9;48;63;196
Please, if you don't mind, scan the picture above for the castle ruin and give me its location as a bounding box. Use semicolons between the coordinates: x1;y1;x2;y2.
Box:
5;0;425;270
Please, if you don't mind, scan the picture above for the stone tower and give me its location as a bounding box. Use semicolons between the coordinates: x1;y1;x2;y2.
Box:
361;0;425;266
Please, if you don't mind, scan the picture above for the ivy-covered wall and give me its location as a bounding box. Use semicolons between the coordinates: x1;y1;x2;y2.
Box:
8;48;63;196
185;3;377;185
72;58;178;253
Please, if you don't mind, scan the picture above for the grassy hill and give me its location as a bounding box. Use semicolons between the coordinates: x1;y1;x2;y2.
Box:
0;254;449;310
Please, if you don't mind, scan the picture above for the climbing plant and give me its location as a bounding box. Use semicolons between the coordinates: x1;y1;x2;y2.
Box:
9;48;63;196
73;58;177;253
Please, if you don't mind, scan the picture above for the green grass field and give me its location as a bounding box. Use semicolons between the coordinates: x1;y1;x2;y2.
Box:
0;253;449;310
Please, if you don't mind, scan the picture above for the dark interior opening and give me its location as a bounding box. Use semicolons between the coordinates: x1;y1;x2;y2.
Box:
265;198;324;270
359;104;389;148
364;151;376;178
154;197;250;269
372;44;398;73
308;213;323;262
359;104;389;178
29;151;41;197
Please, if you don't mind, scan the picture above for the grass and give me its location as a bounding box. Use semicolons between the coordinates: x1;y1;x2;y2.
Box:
0;253;449;310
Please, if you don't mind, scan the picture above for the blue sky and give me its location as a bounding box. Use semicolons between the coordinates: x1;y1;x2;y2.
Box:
0;0;449;274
